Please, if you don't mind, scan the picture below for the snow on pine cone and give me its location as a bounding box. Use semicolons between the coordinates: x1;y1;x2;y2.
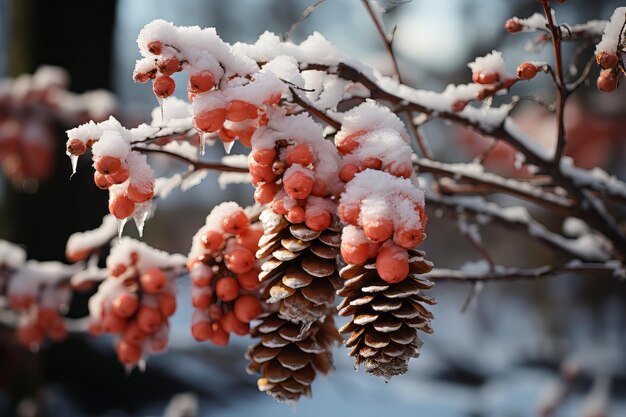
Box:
337;249;435;379
245;312;340;403
256;209;340;324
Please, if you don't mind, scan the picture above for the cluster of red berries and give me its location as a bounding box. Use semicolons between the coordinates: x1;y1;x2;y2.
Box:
133;40;184;101
11;282;70;350
595;51;622;92
88;251;177;367
249;120;338;231
187;203;264;346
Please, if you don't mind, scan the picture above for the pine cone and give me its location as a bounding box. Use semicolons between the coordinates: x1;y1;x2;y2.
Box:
256;209;340;324
246;312;340;403
337;249;435;379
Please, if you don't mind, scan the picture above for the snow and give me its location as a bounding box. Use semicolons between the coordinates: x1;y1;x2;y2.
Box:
66;214;118;256
0;240;27;270
106;237;186;272
467;51;508;79
595;7;626;54
336;100;409;144
560;156;626;202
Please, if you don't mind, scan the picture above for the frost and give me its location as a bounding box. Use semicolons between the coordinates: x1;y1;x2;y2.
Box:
595;7;626;55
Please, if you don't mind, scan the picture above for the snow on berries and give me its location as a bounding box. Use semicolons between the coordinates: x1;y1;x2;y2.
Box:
88;238;185;367
594;7;625;92
187;202;263;346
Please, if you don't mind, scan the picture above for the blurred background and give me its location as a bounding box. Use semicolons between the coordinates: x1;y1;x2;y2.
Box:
0;0;626;416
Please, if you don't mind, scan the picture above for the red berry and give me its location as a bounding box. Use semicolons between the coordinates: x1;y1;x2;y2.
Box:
251;148;276;165
190;263;213;287
341;239;370;265
123;321;147;345
215;277;240;302
102;313;128;334
339;163;359;182
472;71;500;84
105;164;129;184
285;144;314;166
67;139;87;156
94;171;112;190
220;311;249;335
224;248;255;274
254;181;277;204
311;180;328;196
338;203;360;225
336;130;365;155
94;155;122;175
359;158;382;171
236;227;263;253
286;205;306;224
159;293;177;317
109;194;135;219
597;69;620;92
191;287;212;309
147;40;163;55
133;70;155;84
222;209;249;234
210;323;229;346
596;52;619;69
225;100;258;122
191;321;213;341
153;75;175;99
451;100;468;112
504;18;523;33
201;230;224;251
376;243;409;283
283;170;314;200
249;161;277;183
111;292;139;318
188;70;215;93
136;306;162;333
362;217;394;242
516;63;538;80
193;108;226;133
116;340;142;365
236;268;260;291
157;56;180;76
393;226;425;248
127;183;154;203
233;295;262;323
305;209;331;231
139;267;167;293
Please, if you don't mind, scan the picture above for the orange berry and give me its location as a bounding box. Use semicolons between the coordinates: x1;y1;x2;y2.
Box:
116;340;142;365
286;205;306;223
472;71;499;84
311;179;328;196
254;181;277;204
235;226;263;253
102;313;128;334
338;203;360;225
194;108;226;133
283;170;314;200
123;321;147;345
190;263;213;287
153;75;176;98
234;126;255;147
109;194;135;219
111;292;139;318
236;268;260;291
234;294;262;323
516;63;538;80
105;164;129;184
127;183;154;203
385;162;413;178
140;267;167;293
305;209;331;231
136;306;162;333
157;56;180;76
336;130;365;155
224;248;255;274
215;277;240;302
18;322;44;348
133;70;155;83
597;69;619;92
222;209;249;234
504;18;523;33
94;172;112;190
285;144;314;166
147;40;162;55
363;217;394;242
210;323;229;346
67;139;87;156
359;158;382;171
191;321;213;341
393;226;425;248
191;287;212;309
340;239;370;264
218;127;237;143
94;155;121;175
367;241;381;259
339;163;359;182
159;293;177;317
201;230;224;251
249;160;277;183
220;311;249;336
376;244;409;283
225;100;258;122
251;148;276;165
272;199;288;215
596;52;619;69
188;70;215;93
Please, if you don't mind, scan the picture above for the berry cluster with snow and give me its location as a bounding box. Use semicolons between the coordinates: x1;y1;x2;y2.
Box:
187;202;264;346
87;238;185;367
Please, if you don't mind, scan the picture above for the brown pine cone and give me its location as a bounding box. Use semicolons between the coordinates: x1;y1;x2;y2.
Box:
256;209;341;324
337;249;435;379
246;312;340;403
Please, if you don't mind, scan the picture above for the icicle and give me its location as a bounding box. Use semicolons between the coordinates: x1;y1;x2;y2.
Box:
117;218;127;242
199;133;207;156
132;202;151;237
222;140;235;154
69;155;79;178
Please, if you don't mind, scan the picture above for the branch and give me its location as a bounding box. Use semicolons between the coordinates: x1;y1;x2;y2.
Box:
132;146;249;173
288;87;342;130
